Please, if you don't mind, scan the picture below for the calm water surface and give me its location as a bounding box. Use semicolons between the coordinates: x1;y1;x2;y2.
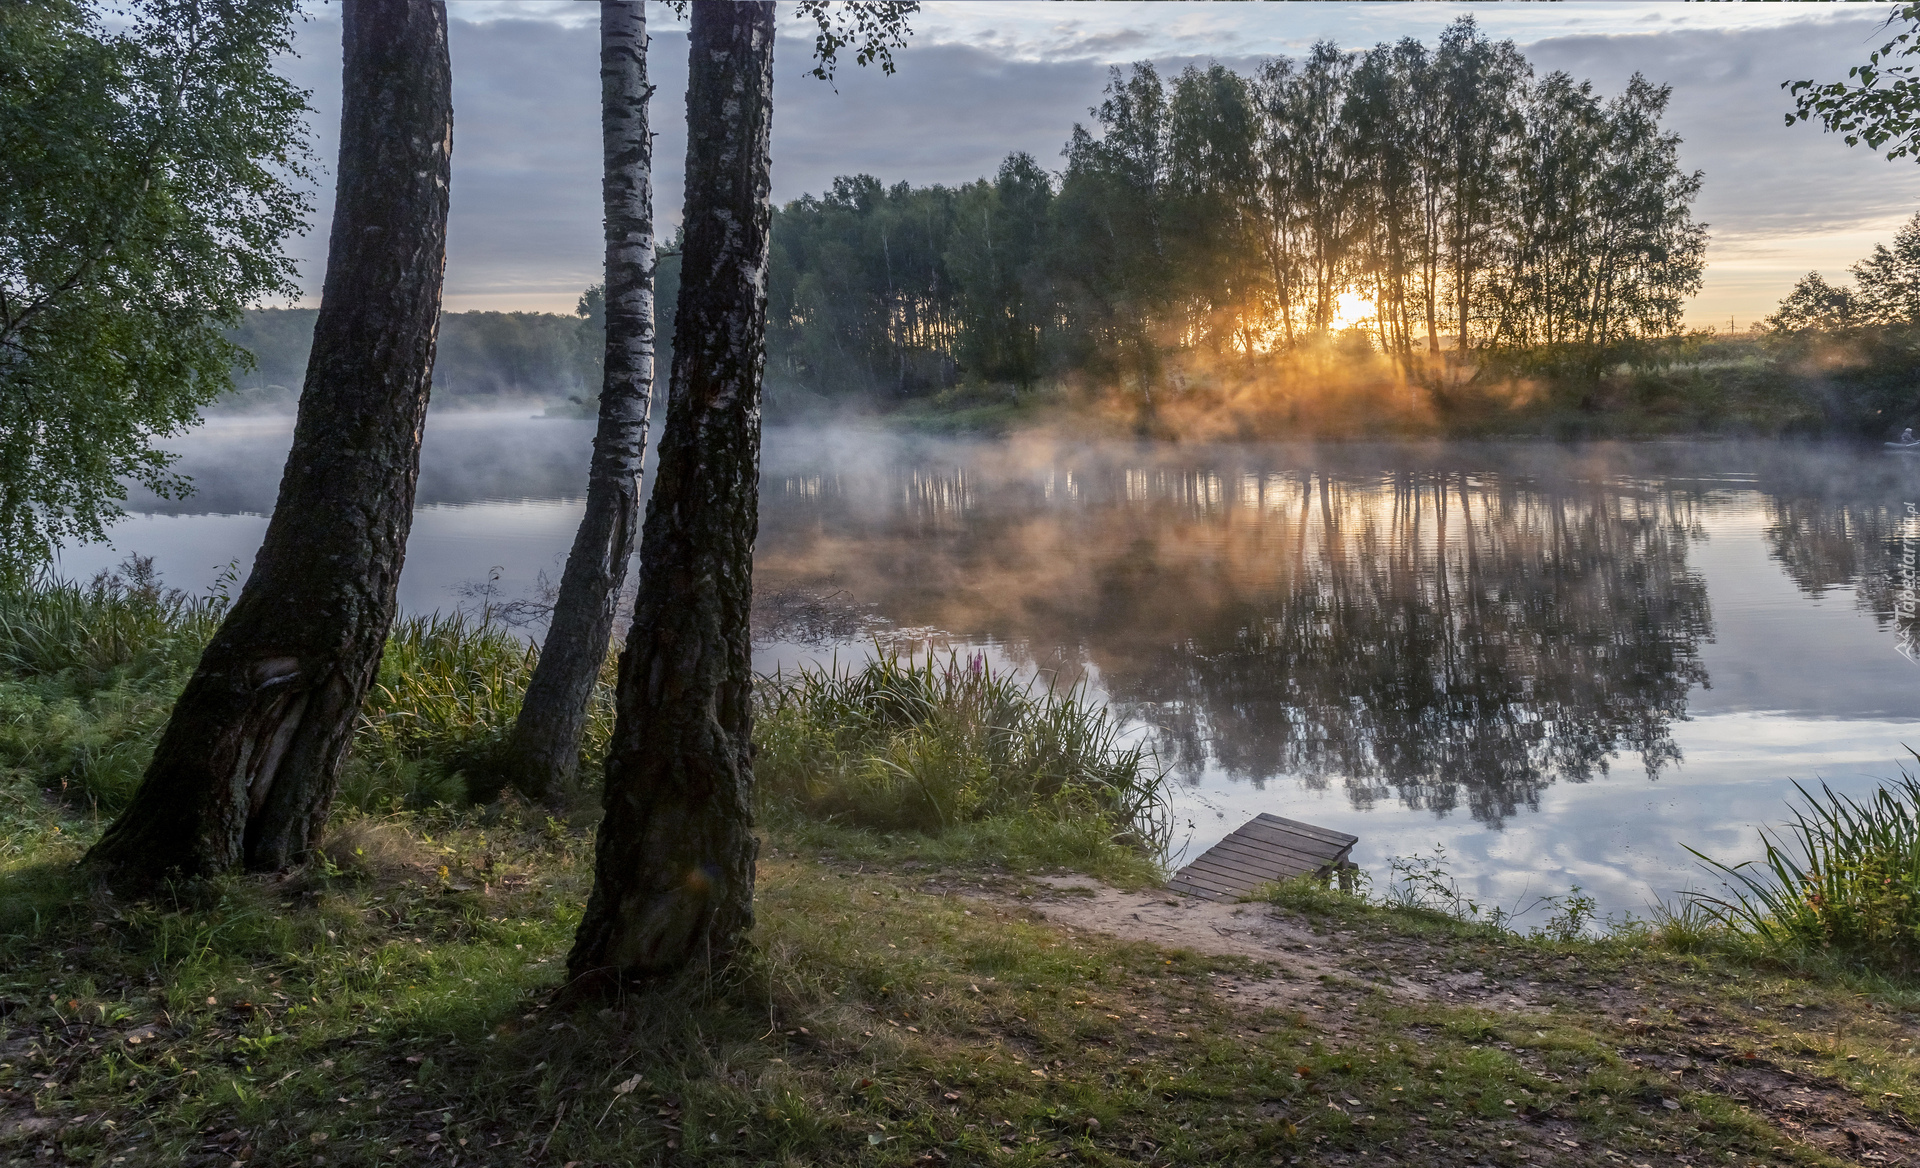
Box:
59;414;1920;922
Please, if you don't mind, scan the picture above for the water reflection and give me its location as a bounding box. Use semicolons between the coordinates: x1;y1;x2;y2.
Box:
1113;477;1711;827
757;437;1920;831
70;421;1920;859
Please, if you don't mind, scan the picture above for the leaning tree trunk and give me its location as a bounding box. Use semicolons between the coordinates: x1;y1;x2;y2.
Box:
85;0;452;887
567;0;774;983
502;0;656;804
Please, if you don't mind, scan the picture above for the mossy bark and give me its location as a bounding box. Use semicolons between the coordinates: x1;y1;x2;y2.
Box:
567;0;774;981
85;0;452;887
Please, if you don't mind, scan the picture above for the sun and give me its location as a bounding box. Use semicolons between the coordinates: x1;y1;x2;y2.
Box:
1328;290;1377;332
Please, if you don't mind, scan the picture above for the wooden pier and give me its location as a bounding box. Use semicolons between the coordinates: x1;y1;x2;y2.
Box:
1166;813;1358;902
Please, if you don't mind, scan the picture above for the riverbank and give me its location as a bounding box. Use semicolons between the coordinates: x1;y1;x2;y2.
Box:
838;337;1861;442
4;801;1917;1167
4;574;1918;1166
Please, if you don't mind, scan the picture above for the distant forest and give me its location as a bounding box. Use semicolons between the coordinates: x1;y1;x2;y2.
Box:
765;17;1705;398
224;264;682;411
227;17;1702;416
221;16;1919;439
225;302;600;408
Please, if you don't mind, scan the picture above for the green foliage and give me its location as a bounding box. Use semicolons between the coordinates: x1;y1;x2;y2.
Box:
0;569;615;817
343;614;615;811
1787;3;1920;161
1756;213;1920;434
0;0;312;570
754;650;1169;856
220;268;687;413
765;17;1704;405
0;558;225;813
1688;766;1920;971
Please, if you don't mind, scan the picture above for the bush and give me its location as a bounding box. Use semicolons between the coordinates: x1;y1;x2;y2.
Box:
754;650;1168;852
1689;763;1920;970
0;566;620;816
0;559;223;812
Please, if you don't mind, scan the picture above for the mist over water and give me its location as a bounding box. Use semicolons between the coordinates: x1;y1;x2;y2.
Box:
60;415;1920;922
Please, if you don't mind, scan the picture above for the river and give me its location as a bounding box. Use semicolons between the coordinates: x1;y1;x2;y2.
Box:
56;412;1920;925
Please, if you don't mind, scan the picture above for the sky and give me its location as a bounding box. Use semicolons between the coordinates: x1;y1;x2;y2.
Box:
274;1;1920;329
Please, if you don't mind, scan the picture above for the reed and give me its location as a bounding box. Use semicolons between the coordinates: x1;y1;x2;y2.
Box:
754;649;1170;857
1688;766;1920;970
0;564;223;815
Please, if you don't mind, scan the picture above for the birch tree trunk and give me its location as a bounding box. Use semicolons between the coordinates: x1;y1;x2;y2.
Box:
503;0;655;803
566;0;775;982
85;0;451;886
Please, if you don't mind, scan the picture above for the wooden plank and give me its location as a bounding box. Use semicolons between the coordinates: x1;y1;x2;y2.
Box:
1251;815;1356;850
1229;833;1343;868
1221;833;1344;872
1254;812;1356;847
1181;855;1285;888
1191;850;1313;888
1254;811;1356;844
1166;872;1235;901
1237;817;1351;857
1206;832;1334;871
1167;869;1237;897
1169;812;1361;902
1190;842;1320;877
1173;860;1249;888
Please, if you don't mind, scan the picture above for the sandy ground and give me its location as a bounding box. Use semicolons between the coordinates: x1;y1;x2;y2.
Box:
984;875;1547;1014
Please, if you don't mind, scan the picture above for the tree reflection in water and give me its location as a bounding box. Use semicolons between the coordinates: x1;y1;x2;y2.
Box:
755;438;1920;828
1097;471;1711;826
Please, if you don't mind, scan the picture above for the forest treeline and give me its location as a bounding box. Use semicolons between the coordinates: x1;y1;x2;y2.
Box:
225;18;1707;416
226;302;597;406
765;17;1707;398
214;16;1920;439
224;262;682;411
1760;211;1920;431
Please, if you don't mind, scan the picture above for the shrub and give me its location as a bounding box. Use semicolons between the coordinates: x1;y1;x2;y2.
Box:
0;566;620;816
753;649;1168;852
1688;764;1920;970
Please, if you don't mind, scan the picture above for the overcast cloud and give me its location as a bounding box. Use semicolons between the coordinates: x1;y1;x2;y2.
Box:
275;2;1920;328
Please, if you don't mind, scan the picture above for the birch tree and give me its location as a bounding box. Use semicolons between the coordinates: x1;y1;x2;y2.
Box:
88;0;452;884
502;1;655;802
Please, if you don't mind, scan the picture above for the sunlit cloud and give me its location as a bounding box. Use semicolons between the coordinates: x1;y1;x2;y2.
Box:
272;2;1920;327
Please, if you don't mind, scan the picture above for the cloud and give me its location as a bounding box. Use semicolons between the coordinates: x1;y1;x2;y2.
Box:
272;6;1920;325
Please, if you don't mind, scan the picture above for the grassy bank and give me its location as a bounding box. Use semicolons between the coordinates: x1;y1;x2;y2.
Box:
5;575;1920;1166
7;801;1920;1167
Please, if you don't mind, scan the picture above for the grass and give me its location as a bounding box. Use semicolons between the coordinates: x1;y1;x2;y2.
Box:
0;564;600;819
6;572;1920;1165
755;651;1168;883
1688;766;1920;973
7;803;1920;1167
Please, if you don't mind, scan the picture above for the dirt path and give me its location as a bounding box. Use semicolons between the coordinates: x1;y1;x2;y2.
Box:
978;876;1548;1014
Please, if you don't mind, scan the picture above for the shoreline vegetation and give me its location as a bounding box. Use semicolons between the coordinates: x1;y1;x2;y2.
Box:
4;567;1920;1165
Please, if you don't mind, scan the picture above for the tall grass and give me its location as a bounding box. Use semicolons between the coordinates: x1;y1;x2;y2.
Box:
1688;766;1920;970
754;650;1169;859
2;568;1164;876
0;567;618;817
0;561;226;818
343;613;617;809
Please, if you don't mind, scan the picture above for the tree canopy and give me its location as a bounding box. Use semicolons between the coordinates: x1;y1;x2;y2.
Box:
0;0;311;571
763;17;1705;400
1787;3;1920;161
